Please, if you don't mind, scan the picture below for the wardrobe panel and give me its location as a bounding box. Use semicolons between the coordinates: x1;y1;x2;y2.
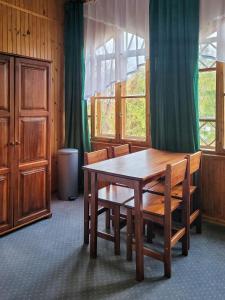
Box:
0;60;9;111
0;175;10;228
0;118;9;168
0;54;14;234
21;65;48;111
19;117;47;163
17;168;47;221
14;57;51;227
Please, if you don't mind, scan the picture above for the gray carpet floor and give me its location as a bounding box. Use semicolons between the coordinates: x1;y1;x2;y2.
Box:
1;197;225;300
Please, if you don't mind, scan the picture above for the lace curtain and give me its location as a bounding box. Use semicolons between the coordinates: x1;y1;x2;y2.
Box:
200;0;225;67
83;0;149;98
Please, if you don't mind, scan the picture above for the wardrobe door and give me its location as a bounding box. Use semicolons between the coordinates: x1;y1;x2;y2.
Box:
14;58;51;226
0;54;14;233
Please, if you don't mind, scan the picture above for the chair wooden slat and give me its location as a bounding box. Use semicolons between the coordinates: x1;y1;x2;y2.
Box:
126;158;189;278
112;144;131;158
84;147;134;255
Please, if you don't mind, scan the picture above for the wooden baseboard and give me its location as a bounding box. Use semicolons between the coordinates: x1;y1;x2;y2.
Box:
0;212;52;237
203;214;225;227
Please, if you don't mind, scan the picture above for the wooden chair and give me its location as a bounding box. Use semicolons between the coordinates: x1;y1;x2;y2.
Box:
84;148;134;255
125;159;189;278
112;144;132;158
148;151;202;237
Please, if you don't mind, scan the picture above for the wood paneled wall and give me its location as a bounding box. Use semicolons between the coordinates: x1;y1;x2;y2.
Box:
0;0;65;190
201;154;225;225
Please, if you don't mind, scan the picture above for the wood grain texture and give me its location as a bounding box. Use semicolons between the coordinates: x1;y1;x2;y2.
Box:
0;0;65;190
92;142;225;224
84;148;187;182
13;57;51;228
0;54;13;233
201;154;225;222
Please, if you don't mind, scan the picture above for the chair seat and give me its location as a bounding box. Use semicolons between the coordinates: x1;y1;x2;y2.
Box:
125;193;181;216
97;184;134;205
148;182;197;199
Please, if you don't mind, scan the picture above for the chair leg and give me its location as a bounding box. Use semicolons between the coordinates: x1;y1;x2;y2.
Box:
164;218;171;278
114;206;120;255
126;208;133;261
111;210;115;228
164;243;171;278
196;213;202;234
105;209;110;230
84;198;89;245
146;221;155;243
182;202;189;256
196;188;202;234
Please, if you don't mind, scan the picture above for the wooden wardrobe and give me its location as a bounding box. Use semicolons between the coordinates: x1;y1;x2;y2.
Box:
0;53;51;235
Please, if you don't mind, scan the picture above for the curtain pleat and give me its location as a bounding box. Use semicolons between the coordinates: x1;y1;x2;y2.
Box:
150;0;200;152
64;1;91;189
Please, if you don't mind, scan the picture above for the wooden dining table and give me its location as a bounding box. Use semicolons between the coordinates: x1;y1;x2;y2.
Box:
83;148;187;281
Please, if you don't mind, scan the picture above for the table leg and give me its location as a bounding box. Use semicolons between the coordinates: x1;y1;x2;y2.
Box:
134;181;144;281
84;170;89;244
90;172;98;258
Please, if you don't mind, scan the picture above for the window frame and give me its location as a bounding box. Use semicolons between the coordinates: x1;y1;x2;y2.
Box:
199;66;217;151
90;60;151;147
215;62;225;154
199;62;225;154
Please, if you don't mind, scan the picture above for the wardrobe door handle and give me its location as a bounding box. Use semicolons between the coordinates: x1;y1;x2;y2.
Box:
15;141;21;145
9;142;15;146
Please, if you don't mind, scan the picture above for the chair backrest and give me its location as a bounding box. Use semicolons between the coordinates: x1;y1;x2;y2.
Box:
84;148;108;165
164;159;188;215
188;151;202;175
166;159;188;190
84;149;109;189
112;144;131;158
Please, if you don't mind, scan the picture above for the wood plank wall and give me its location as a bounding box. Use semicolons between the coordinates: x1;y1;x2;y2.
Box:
201;154;225;226
0;0;65;190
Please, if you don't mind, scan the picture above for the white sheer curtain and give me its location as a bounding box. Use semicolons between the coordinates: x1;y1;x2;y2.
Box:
200;0;225;66
84;0;149;99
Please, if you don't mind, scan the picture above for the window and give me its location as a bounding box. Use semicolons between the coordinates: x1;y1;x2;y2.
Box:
199;34;225;153
121;66;147;141
199;69;216;150
199;35;217;150
88;62;149;146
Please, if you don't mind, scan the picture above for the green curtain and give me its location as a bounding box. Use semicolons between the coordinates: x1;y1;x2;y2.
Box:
64;1;91;188
150;0;200;152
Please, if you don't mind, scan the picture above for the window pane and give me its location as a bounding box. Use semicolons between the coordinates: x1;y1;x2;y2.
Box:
97;83;115;97
122;66;146;96
199;120;216;149
87;98;91;116
86;99;91;134
95;99;115;138
88;117;91;135
199;71;216;118
122;98;146;141
199;70;216;149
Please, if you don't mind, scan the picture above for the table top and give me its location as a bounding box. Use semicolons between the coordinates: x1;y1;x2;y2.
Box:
83;148;187;181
